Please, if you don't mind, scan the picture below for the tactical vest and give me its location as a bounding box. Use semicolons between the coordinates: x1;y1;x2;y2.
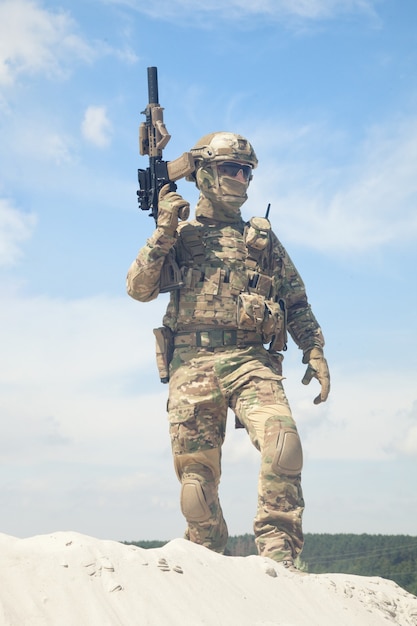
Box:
163;217;287;351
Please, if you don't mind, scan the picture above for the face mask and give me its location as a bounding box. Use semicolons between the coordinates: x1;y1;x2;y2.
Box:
195;164;249;220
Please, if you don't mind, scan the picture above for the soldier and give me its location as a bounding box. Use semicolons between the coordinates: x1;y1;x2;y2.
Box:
126;132;330;567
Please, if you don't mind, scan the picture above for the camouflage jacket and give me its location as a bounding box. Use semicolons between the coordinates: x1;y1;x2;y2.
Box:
126;216;324;354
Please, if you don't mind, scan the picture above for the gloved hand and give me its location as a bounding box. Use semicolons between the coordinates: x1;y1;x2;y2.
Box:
157;184;190;236
302;347;330;405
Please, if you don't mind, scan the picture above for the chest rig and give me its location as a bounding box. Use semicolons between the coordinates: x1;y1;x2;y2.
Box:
162;217;286;352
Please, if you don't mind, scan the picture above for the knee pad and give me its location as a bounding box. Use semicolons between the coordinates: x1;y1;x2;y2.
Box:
173;448;221;483
272;426;303;476
181;479;211;523
245;405;303;476
174;449;221;523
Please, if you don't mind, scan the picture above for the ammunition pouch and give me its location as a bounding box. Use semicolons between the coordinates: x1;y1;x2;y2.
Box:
237;293;287;352
153;326;174;383
237;293;264;331
264;298;287;352
245;217;271;251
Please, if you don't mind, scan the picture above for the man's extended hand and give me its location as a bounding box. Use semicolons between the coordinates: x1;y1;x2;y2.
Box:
302;347;330;405
157;184;190;236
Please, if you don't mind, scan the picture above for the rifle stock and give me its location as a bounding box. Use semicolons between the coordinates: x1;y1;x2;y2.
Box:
167;152;196;181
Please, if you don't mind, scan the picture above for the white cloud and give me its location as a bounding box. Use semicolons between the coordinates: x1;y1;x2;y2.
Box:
248;115;417;255
0;290;179;537
0;292;157;387
393;402;417;457
296;368;417;462
1;113;76;167
42;133;74;164
0;198;36;267
0;0;94;87
110;0;378;23
275;0;378;19
81;106;113;148
0;0;137;93
0;291;167;461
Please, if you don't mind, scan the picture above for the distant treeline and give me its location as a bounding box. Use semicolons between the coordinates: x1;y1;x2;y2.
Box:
301;533;417;597
123;533;417;596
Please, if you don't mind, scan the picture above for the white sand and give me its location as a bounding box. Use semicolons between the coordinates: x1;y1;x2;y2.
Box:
0;531;416;625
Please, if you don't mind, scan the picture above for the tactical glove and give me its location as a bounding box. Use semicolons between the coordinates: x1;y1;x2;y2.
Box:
302;347;330;405
157;184;190;236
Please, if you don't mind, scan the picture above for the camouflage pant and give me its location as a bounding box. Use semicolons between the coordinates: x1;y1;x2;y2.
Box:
167;344;304;562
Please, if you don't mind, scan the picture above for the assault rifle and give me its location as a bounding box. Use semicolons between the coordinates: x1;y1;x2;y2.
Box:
137;66;194;221
137;67;194;292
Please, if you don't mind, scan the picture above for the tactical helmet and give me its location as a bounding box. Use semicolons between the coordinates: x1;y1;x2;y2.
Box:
190;132;258;170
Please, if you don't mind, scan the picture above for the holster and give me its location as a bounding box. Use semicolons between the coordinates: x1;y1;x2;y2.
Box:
153;326;174;383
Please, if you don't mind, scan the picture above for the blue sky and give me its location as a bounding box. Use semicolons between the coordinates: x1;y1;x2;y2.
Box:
1;0;416;542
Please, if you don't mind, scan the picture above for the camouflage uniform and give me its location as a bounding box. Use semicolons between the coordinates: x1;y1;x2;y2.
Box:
127;132;329;563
